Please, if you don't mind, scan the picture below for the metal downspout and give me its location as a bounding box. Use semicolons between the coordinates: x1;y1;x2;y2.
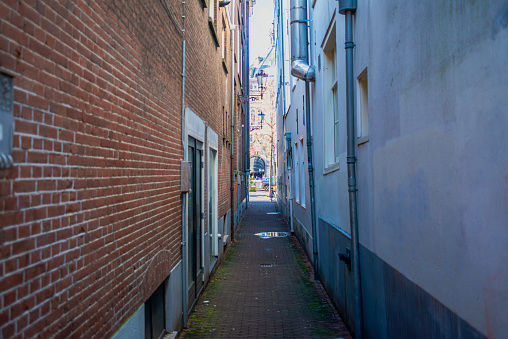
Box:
339;1;363;337
290;0;318;280
244;0;250;208
287;137;294;233
160;6;186;317
229;4;236;241
304;83;318;281
179;0;188;328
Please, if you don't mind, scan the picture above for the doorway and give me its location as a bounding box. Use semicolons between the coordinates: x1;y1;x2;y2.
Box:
208;148;218;260
187;136;204;307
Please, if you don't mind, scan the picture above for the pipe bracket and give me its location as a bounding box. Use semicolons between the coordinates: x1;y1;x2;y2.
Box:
345;41;355;49
338;0;357;15
348;177;357;191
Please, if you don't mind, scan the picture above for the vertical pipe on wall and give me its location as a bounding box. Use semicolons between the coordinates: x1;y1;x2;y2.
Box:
244;0;250;208
304;82;318;280
339;0;363;337
290;0;318;280
230;2;236;241
179;0;187;328
181;41;188;327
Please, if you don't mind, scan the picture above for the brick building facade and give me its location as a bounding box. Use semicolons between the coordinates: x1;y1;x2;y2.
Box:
0;0;250;337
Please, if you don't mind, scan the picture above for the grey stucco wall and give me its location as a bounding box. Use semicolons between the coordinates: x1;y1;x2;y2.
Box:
165;261;183;333
310;3;352;236
319;218;486;339
286;81;313;238
302;0;508;337
363;1;508;336
111;304;145;339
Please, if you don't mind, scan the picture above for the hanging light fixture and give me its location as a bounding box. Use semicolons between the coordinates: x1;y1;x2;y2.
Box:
237;69;269;104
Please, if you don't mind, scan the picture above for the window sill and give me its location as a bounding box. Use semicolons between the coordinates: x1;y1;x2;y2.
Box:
323;161;340;175
208;18;220;47
296;200;307;210
358;135;369;146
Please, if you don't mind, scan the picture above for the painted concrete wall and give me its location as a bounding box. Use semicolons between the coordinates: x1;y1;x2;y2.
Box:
166;262;183;333
285;80;314;258
111;305;145;339
309;3;352;236
362;1;508;336
111;262;184;338
280;0;508;337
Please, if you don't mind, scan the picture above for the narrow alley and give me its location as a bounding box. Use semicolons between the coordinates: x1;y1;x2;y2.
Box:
1;0;507;337
180;191;351;338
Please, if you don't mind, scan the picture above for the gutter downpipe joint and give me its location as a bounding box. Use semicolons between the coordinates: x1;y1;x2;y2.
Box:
338;0;363;338
290;0;318;281
290;0;315;82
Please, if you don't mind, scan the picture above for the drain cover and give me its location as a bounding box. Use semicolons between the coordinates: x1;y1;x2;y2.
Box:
254;232;289;239
260;263;275;267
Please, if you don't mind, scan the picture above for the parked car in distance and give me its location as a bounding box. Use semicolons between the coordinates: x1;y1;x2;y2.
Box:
262;177;276;191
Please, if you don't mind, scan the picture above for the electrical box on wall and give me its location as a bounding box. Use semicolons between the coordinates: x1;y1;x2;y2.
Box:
181;161;191;193
0;73;14;169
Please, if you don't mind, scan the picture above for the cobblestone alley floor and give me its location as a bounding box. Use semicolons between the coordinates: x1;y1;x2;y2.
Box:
180;191;352;338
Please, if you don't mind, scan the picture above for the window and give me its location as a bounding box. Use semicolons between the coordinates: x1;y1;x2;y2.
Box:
208;0;215;22
145;282;165;339
207;0;219;46
222;17;229;73
294;142;299;203
299;138;306;207
357;68;369;143
332;83;339;161
222;18;228;61
322;20;339;169
208;147;218;257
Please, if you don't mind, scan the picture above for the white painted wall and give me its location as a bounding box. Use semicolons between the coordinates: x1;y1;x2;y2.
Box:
311;0;351;235
360;0;508;336
286;0;508;336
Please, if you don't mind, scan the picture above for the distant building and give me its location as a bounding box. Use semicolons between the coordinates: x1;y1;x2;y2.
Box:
249;54;277;180
276;0;508;337
0;0;251;337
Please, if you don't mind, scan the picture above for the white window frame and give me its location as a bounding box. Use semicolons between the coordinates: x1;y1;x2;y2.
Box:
322;18;339;171
357;68;369;144
207;127;219;258
208;0;215;21
294;141;300;203
300;138;306;208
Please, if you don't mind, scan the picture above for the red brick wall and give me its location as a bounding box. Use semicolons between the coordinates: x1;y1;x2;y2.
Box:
0;0;247;336
183;1;242;222
0;0;212;337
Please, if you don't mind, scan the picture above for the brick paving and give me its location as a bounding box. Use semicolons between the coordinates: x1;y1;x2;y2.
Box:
180;191;352;338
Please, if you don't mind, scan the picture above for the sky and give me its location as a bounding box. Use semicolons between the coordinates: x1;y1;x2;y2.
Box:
249;0;275;63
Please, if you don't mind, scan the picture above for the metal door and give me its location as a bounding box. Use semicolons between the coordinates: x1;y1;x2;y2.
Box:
187;137;203;307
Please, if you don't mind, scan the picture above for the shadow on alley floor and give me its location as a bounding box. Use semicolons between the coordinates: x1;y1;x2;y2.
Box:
180;191;352;338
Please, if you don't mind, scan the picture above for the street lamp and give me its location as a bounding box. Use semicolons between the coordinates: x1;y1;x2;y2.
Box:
237;69;269;104
250;110;265;131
